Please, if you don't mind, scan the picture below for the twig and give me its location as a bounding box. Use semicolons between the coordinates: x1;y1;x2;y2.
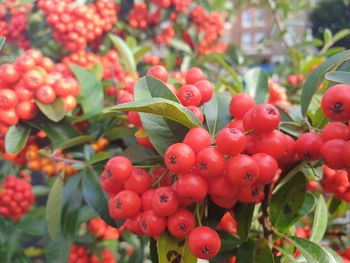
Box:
259;184;274;248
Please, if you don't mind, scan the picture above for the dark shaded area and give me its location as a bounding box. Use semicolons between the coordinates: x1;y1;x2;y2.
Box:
309;0;350;48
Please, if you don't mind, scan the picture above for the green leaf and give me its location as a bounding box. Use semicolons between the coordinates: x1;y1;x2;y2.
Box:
324;247;344;263
157;232;196;263
88;152;111;165
325;71;350;84
285;236;337;263
233;203;255;241
203;92;231;136
36;98;66;122
4;124;31;154
17;219;45;236
134;76;179;102
255;239;275;263
92;63;103;80
170;39;192;54
105;98;202;129
301;50;350;116
32;185;50;197
58;135;94;150
270;172;306;232
244;68;269;104
323;29;332;44
298;192;316;218
105;126;137;141
134;46;151;63
0;37;5;50
27;114;80;149
310;195;328;243
70;65;104;114
109;34;136;74
328;197;342;214
236;239;256;263
150;239;159;263
82;168;118;227
45;235;72;263
46;177;64;239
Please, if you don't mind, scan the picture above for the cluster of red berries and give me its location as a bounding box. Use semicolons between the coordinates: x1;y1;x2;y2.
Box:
0;1;32;50
287;74;304;86
38;0;117;52
337;248;350;263
268;78;290;106
0;175;35;221
0;49;80;126
190;6;228;55
88;217;120;240
128;3;150;29
100;155;221;259
155;27;176;45
68;244;116;263
143;54;161;66
127;66;214;148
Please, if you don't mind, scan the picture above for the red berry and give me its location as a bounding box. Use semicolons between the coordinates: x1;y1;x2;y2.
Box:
16;101;37;120
320;122;350;141
127;112;142;127
16;55;36;72
321;84;350;121
0;108;18;126
54;77;79;97
152;187;179;216
251;104;280;132
164;143;195;174
225;154;259;186
22;70;44;90
104;156;133;183
177;84;202;106
215;128;246;156
229;93;256;119
124;168;151;195
227;119;244;132
238;184;264;203
109;190;141;220
342;141;350;167
0;89;18;109
139;210;166;237
295;132;323;161
188;226;221;260
15;86;34;101
183;127;211;154
194;147;225;179
141;189;154;211
194;80;213;104
36;85;56;104
186;106;204;122
173;173;208;205
256;130;287;160
0;64;20;83
252;153;278;184
320;139;347;170
167;208;195;238
208;175;239;200
185;67;205;84
146;65;168;83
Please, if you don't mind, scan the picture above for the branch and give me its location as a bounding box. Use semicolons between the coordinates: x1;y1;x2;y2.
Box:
259;184;274;248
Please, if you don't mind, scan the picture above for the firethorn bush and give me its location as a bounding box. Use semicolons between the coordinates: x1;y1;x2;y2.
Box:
1;0;350;263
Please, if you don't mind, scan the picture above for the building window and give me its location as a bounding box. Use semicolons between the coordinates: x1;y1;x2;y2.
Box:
242;10;253;28
254;32;265;44
241;32;253;48
255;10;265;26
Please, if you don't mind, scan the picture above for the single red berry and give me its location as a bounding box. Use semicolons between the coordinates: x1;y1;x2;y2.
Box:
237;184;264;203
16;101;37;120
125;215;143;235
320;139;347;170
14;86;34;101
108;190;141;219
279;134;296;163
164;143;195;174
0;64;20;83
211;196;238;209
185;67;205;84
321;84;350;121
16;55;36;72
127;112;142;127
320;122;350;141
252;153;278;184
36;85;56;104
177;84;202;106
152;187;179;216
194;80;213;104
227;119;244;132
225;154;260;187
229;93;256;119
141;189;154;211
215;128;246;156
194;147;225;179
22;69;44;90
251;104;280;132
100;168;123;195
186;106;204;123
342;141;350;167
183;127;211;154
54;77;79;97
208;175;239;200
139;209;166;237
295;132;323;161
188;226;221;260
146;65;168;83
167;208;195;238
0;89;18;109
256;130;287;160
173;173;208;205
104;156;133;183
124;168;151;195
0;108;19;126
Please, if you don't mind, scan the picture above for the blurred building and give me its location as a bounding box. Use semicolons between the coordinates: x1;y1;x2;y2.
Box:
229;6;310;63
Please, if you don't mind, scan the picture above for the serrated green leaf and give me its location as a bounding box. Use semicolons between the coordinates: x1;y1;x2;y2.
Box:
36;98;66;122
46;177;64;239
310;195;328;243
285;236;337;263
203;92;231;136
157;232;196;263
244;68;269;104
325;71;350;84
4;124;31;154
70;65;104;114
270;172;306;232
109;34;136;74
